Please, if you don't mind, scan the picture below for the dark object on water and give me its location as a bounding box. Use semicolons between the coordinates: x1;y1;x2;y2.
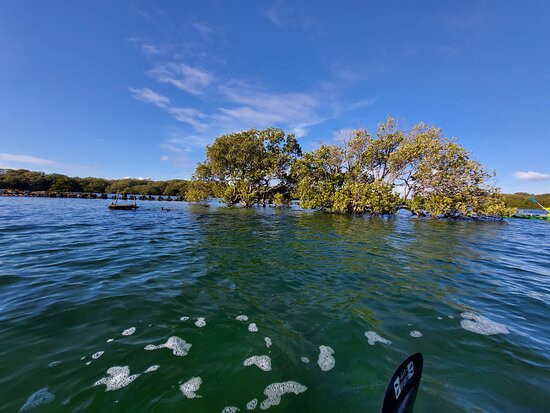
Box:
108;192;139;210
108;203;139;210
381;353;423;413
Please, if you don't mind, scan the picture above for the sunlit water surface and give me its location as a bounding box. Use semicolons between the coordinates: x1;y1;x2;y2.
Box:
0;197;549;412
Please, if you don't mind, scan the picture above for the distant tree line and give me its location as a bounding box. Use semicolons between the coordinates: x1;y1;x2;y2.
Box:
0;169;192;196
189;117;515;218
502;193;550;210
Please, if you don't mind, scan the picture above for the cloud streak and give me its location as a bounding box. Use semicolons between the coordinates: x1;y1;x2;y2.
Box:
149;63;212;95
513;171;550;181
0;152;56;166
129;87;208;130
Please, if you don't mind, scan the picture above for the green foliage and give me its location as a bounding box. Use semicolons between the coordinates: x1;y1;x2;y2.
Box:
163;180;189;196
0;169;191;196
502;193;550;210
193;128;301;207
184;180;211;206
49;176;80;193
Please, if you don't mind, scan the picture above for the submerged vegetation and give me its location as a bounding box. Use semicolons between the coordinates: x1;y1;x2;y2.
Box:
191;117;511;218
2;117;545;218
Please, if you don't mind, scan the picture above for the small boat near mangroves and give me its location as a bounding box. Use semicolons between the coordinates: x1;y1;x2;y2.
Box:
108;193;139;210
511;210;549;220
510;197;549;220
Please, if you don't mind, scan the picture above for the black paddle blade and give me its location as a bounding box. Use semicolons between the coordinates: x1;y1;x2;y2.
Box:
380;353;423;413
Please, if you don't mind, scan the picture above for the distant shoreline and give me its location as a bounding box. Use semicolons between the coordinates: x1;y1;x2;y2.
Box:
0;189;185;202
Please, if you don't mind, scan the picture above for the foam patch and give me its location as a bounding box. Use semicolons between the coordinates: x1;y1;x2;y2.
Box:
92;351;104;360
145;336;192;356
94;366;140;391
195;317;206;328
364;331;392;345
144;365;159;373
260;381;307;410
448;315;455;319
180;316;190;321
301;357;310;364
317;345;335;371
122;327;136;336
248;323;258;333
19;387;55;412
222;407;239;413
409;330;422;338
264;337;272;348
243;355;272;372
460;312;509;336
180;377;202;399
437;317;443;320
86;361;91;366
236;315;249;321
106;338;114;343
246;399;258;410
48;361;61;368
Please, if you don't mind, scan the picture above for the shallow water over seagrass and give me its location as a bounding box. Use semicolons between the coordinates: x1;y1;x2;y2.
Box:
0;197;549;412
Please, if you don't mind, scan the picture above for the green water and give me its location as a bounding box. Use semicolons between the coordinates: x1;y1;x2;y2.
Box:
0;197;549;412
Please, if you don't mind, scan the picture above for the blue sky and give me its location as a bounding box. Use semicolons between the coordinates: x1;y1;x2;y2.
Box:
1;1;549;193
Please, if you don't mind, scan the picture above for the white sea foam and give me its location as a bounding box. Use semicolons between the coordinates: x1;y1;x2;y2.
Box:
410;330;422;338
364;331;392;345
437;316;443;320
460;312;509;336
264;337;272;348
144;336;192;356
94;366;140;391
317;345;335;371
248;323;258;332
81;356;86;360
222;407;239;413
180;377;202;399
122;327;136;336
48;360;61;368
260;381;307;410
144;365;159;373
180;316;190;321
106;338;114;343
301;357;310;364
85;361;91;366
92;351;104;359
236;315;249;321
448;315;455;319
195;317;206;327
246;399;258;410
19;388;55;412
243;355;272;372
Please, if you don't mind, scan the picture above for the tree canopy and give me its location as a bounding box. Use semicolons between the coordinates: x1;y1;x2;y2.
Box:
193;128;301;207
191;119;511;218
0;169;191;196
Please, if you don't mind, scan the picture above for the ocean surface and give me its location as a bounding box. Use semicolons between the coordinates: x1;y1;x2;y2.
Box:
0;197;549;413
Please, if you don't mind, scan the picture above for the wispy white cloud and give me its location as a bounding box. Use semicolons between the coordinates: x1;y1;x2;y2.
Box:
149;63;212;95
513;171;550;181
0;152;56;166
127;37;166;56
165;107;208;131
264;2;295;28
129;87;170;106
217;83;322;132
129;87;208;130
193;22;215;38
